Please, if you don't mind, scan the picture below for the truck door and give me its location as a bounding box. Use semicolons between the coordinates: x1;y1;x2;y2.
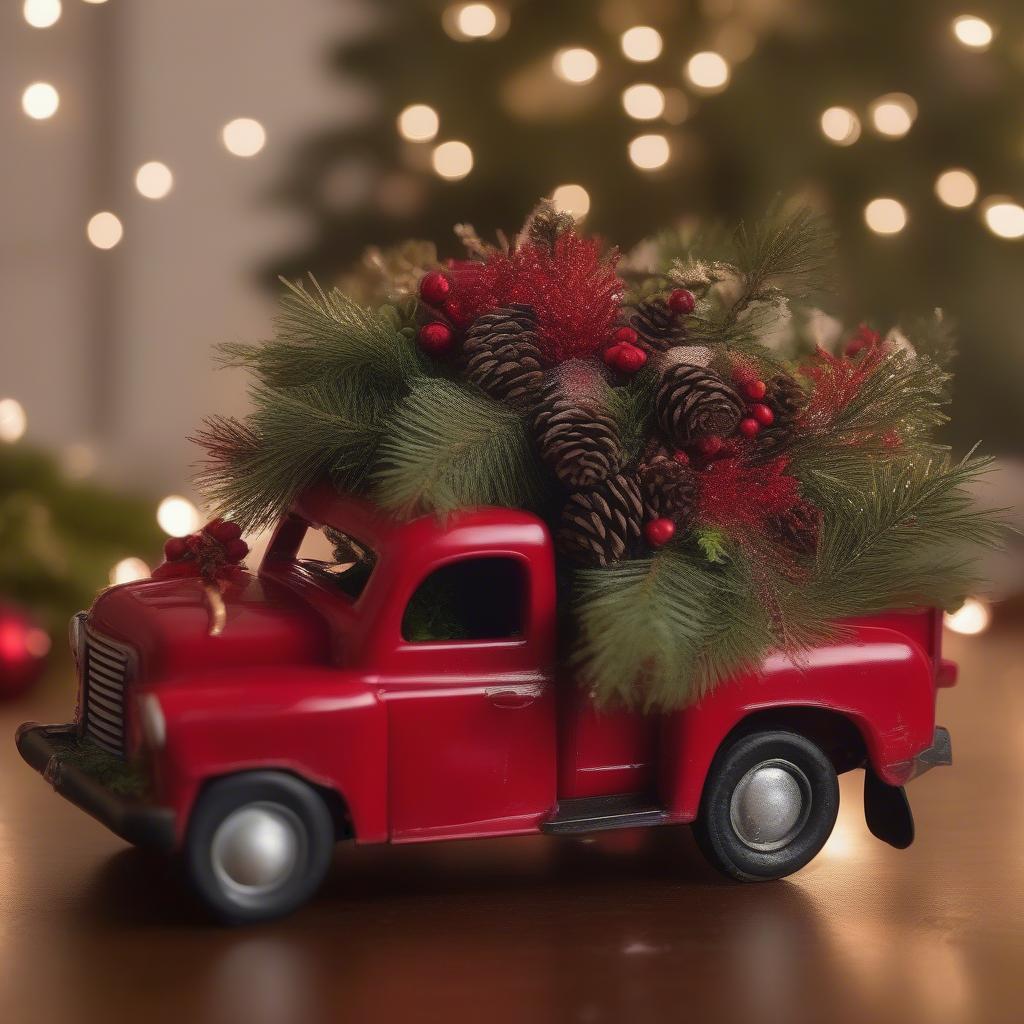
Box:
383;555;557;841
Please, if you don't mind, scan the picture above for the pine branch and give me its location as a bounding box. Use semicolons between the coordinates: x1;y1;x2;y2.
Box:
901;309;957;368
373;378;546;517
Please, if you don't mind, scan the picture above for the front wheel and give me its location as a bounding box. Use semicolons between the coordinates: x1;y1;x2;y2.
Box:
184;771;335;924
692;730;839;882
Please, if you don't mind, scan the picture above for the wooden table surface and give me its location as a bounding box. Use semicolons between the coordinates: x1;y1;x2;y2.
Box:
1;620;1022;1024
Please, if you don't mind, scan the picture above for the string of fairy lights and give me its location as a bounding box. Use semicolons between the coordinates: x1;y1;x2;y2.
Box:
6;1;1012;623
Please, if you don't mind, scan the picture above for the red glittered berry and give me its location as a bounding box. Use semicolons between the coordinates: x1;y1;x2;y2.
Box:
208;520;243;544
441;297;466;325
612;325;638;346
644;518;677;548
418;321;454;357
698;435;724;458
739;417;760;438
751;403;775;426
668;289;696;315
744;379;767;401
419;271;451;306
224;539;249;563
672;451;690;466
164;537;189;562
603;342;648;374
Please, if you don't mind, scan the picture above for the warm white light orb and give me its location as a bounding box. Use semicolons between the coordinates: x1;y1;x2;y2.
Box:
456;3;497;38
820;106;861;146
621;26;663;63
982;198;1024;239
0;398;28;443
135;161;174;200
864;198;908;235
23;0;61;29
551;183;590;219
869;93;917;138
432;140;473;180
397;103;439;142
935;168;978;209
685;51;730;93
628;133;670;171
222;118;266;157
553;47;599;84
622;83;666;121
110;558;150;586
944;597;990;635
156;495;201;536
952;15;994;50
22;82;59;120
86;211;123;250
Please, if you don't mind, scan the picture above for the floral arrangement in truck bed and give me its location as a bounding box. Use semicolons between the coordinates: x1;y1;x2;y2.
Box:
194;201;1002;709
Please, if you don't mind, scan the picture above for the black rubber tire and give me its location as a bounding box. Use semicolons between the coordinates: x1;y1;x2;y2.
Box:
184;771;335;925
692;730;839;882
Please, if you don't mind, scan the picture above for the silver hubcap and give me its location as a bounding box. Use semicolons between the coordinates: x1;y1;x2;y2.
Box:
211;803;304;899
729;759;811;852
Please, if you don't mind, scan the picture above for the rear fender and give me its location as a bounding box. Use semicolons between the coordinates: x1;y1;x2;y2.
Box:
145;668;387;845
660;624;936;822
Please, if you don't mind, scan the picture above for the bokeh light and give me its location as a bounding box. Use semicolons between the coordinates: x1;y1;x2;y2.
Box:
864;197;908;235
456;3;497;38
21;82;59;120
620;26;662;63
935;168;978;208
134;161;174;200
622;84;666;121
869;93;917;138
820;106;861;146
951;15;994;51
109;558;150;586
944;597;990;635
23;0;61;29
432;140;474;180
628;134;670;170
222;118;266;157
685;52;730;93
156;495;201;536
551;183;590;219
397;104;439;142
0;398;28;444
982;198;1024;239
553;48;599;84
86;212;123;250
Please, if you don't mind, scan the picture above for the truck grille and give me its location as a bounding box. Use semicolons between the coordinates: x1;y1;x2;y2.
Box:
84;625;133;756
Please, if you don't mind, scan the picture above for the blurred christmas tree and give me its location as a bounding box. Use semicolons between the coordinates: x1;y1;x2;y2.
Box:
269;0;1024;450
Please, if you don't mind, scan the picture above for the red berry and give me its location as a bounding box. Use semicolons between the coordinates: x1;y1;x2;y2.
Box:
419;271;451;306
745;379;767;401
603;342;647;374
644;518;677;548
185;533;205;554
751;403;774;426
697;435;724;458
672;451;690;466
224;539;249;563
209;520;243;544
164;537;188;562
739;417;760;438
612;326;638;346
732;365;757;387
441;297;466;325
668;289;695;315
418;321;454;357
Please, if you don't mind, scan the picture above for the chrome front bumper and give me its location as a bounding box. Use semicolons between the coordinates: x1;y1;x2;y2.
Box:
909;726;952;781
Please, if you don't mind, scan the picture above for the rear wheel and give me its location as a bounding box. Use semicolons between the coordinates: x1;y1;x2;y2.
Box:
184;772;335;924
692;730;839;881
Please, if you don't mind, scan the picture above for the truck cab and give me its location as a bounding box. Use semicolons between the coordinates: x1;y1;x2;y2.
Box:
17;486;955;923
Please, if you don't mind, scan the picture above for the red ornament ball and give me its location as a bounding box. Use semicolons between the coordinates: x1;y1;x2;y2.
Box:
744;379;767;401
698;435;724;458
668;289;696;315
603;342;648;374
739;417;760;438
418;271;451;306
0;604;50;699
644;518;677;548
612;325;638;346
164;537;189;562
750;403;775;426
418;321;455;357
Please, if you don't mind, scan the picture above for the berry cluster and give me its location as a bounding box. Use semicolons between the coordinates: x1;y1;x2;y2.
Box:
152;519;249;582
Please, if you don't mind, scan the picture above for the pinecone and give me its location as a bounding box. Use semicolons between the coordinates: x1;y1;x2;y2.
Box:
639;457;697;524
630;299;685;355
655;363;744;447
533;374;623;488
757;374;807;456
769;501;821;556
463;304;545;406
558;472;645;567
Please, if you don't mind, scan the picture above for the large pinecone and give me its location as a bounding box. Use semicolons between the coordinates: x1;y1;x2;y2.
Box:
639;456;697;524
463;304;545;406
757;374;807;456
533;378;623;488
630;299;685;355
558;472;645;567
655;363;744;447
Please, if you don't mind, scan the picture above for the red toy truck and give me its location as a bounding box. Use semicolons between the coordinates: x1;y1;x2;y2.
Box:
17;487;955;923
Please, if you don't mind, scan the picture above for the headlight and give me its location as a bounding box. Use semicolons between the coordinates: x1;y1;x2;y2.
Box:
138;694;166;749
68;611;87;666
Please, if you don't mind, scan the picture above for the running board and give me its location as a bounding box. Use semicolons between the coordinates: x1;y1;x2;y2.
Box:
541;794;669;835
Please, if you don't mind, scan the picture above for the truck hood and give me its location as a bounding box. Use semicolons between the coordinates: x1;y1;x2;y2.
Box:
88;570;331;682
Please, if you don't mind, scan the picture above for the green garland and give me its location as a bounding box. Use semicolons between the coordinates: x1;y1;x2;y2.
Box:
195;203;1003;709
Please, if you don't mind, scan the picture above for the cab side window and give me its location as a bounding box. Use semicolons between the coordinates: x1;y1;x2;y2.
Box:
294;525;377;600
402;557;525;642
